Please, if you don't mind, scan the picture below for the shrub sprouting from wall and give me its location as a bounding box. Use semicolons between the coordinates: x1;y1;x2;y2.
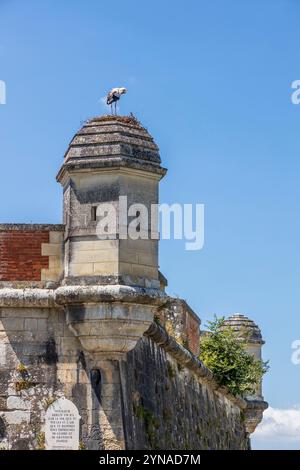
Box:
199;317;269;397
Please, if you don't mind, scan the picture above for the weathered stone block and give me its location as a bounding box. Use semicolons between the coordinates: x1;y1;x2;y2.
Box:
0;397;7;411
69;262;94;276
41;243;61;256
1;318;24;331
93;262;118;275
37;319;48;331
41;268;63;282
1;410;30;425
49;231;64;244
24;319;38;331
7;396;29;411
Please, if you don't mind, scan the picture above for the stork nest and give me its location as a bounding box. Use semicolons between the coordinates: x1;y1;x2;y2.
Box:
89;113;145;129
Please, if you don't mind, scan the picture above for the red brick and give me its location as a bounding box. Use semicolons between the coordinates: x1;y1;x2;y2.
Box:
0;231;49;281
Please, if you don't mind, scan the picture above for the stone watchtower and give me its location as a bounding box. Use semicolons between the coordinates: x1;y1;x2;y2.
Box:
56;115;166;289
223;313;267;435
223;313;265;398
55;115;167;359
0;114;268;450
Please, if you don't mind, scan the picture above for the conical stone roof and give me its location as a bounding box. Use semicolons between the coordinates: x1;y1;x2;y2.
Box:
57;115;167;182
223;313;264;344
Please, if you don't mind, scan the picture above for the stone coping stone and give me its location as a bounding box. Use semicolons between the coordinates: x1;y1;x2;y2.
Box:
0;285;167;308
0;224;65;232
55;285;167;306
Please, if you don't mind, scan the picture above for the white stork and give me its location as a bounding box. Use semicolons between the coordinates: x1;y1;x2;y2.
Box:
106;87;127;115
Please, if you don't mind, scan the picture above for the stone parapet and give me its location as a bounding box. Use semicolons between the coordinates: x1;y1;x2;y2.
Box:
0;224;64;232
145;322;246;410
0;285;166;309
144;323;268;435
0;288;56;308
55;285;167;306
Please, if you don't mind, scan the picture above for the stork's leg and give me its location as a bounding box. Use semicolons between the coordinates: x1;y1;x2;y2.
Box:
111;104;113;115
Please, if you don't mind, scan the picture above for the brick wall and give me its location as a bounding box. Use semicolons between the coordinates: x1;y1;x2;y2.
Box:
186;310;201;357
0;225;64;282
0;231;49;281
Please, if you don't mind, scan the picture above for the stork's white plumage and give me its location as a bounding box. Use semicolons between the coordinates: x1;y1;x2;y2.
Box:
106;87;127;115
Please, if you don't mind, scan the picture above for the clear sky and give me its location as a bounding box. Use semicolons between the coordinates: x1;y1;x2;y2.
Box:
1;0;300;449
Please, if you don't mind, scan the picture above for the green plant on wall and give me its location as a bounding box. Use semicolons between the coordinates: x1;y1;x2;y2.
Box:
134;403;160;448
78;440;86;450
15;379;34;392
16;363;27;374
36;432;45;450
199;317;269;396
15;362;34;392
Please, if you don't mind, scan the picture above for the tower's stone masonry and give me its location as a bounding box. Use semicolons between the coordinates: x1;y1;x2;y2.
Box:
0;115;267;450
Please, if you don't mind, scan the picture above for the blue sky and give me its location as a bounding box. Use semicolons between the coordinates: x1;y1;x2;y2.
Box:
1;0;300;449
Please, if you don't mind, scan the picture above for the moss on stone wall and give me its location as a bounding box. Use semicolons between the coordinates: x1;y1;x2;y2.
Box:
123;336;249;450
